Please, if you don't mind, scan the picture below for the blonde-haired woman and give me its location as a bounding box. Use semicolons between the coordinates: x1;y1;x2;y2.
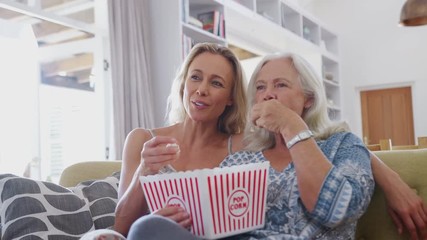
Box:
114;42;247;237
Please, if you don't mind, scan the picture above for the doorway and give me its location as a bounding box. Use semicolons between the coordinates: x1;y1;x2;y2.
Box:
360;86;414;146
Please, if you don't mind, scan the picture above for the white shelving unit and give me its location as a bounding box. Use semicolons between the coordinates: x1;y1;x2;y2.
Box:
227;0;341;120
146;0;341;125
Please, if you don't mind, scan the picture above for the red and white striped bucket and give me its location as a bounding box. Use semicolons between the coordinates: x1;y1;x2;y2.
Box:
140;162;269;239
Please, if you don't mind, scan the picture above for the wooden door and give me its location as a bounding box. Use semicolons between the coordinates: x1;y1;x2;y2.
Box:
361;87;414;145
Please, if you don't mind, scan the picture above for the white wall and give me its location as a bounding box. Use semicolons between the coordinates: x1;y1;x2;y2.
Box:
241;56;263;85
306;0;427;141
0;21;39;176
147;0;182;127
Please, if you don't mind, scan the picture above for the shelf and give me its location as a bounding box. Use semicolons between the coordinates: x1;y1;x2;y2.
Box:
188;0;224;17
181;0;227;58
280;2;301;37
328;105;341;111
325;84;341;109
187;0;224;36
320;27;338;55
302;16;320;45
182;23;226;45
323;53;341;111
232;0;255;11
327;107;341;121
224;0;340;59
256;0;280;24
323;79;339;87
322;55;339;84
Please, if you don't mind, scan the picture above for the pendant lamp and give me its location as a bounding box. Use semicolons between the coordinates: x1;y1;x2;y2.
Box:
399;0;427;26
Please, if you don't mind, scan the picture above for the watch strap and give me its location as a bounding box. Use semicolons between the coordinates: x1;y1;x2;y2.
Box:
286;130;314;149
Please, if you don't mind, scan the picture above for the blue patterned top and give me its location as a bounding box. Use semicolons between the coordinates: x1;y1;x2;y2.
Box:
220;132;374;240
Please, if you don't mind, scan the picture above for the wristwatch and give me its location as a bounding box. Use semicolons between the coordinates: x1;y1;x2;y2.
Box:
286;130;314;149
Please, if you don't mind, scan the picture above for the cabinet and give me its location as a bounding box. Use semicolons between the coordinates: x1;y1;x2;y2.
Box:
147;0;341;125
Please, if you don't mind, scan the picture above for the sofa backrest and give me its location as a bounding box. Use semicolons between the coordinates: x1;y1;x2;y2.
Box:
356;148;427;240
59;161;122;187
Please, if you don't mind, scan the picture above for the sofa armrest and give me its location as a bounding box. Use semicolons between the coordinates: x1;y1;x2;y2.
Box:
59;160;122;187
356;149;427;240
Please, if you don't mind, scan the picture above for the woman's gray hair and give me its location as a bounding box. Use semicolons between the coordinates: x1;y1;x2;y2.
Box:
243;52;347;151
165;42;247;134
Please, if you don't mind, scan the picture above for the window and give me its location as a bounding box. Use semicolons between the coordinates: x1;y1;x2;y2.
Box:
0;1;110;182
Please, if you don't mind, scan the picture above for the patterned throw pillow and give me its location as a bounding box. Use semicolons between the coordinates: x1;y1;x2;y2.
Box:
0;172;120;240
0;174;94;239
71;171;120;230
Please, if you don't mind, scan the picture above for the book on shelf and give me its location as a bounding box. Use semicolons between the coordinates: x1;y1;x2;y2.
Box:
197;10;224;37
181;34;194;59
219;12;225;38
197;10;218;34
188;16;203;29
181;0;189;22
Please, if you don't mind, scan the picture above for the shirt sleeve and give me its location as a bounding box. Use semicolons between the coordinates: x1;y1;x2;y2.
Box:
309;132;375;227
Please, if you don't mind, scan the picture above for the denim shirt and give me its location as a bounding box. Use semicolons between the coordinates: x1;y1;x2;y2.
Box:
220;132;374;240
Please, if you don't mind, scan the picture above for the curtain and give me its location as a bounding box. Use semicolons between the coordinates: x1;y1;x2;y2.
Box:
107;0;155;160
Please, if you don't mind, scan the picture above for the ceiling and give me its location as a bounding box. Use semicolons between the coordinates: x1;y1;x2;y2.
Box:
0;0;96;90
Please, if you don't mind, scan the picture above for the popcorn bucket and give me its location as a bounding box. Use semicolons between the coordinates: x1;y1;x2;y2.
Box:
140;161;269;239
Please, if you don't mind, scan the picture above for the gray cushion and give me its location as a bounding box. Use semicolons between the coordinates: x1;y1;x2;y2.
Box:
0;172;120;240
70;172;120;229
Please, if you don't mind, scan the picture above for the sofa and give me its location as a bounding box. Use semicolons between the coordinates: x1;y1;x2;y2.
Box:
1;149;426;239
356;148;427;240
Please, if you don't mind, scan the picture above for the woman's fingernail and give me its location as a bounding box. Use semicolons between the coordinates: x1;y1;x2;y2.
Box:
166;143;179;149
166;143;180;153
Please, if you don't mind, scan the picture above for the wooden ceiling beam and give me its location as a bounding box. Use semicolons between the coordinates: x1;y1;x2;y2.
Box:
0;6;23;19
72;68;91;83
66;8;94;23
47;0;94;17
41;0;92;12
5;0;93;23
42;53;93;77
37;37;95;62
41;0;68;9
32;20;68;38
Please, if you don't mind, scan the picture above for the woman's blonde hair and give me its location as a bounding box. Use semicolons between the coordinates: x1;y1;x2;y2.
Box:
166;42;247;134
243;52;347;151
